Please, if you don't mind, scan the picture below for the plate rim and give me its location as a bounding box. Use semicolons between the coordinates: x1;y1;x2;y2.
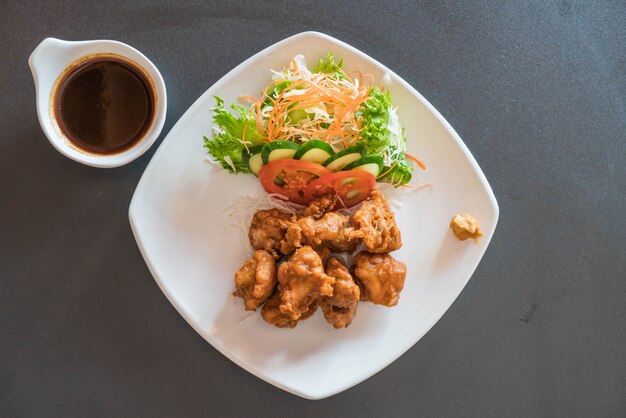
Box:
129;30;500;400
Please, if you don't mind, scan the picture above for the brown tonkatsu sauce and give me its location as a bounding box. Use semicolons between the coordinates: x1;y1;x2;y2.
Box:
54;55;155;155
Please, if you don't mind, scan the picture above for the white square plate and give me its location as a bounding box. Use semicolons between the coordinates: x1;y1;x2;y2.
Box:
129;32;499;399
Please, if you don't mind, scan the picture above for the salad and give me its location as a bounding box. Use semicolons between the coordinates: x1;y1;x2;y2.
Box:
203;53;425;207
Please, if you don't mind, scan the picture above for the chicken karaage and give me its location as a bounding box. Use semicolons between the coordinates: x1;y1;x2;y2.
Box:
248;208;295;258
353;251;406;307
278;246;335;320
233;250;277;311
240;188;408;329
299;193;338;219
261;291;319;328
285;212;358;253
321;257;360;328
345;187;402;253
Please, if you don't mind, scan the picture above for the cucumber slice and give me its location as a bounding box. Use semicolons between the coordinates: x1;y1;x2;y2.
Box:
288;108;308;123
322;145;364;172
261;141;300;164
342;156;384;178
293;140;334;164
242;145;264;176
248;154;264;175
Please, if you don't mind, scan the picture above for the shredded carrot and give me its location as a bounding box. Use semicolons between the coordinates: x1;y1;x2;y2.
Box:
405;152;427;170
239;95;260;102
337;128;348;148
377;163;398;179
241;121;250;153
240;60;374;149
322;87;370;143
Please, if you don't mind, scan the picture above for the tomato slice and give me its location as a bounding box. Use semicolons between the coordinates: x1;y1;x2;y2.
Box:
258;160;331;205
304;170;376;208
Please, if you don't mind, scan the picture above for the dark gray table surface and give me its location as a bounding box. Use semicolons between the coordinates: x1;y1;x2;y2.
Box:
1;1;625;416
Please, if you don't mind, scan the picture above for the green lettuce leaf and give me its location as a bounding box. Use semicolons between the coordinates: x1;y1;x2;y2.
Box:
262;80;292;108
203;133;249;173
211;97;263;143
379;156;413;185
355;87;413;185
204;97;265;173
355;88;392;155
313;53;344;79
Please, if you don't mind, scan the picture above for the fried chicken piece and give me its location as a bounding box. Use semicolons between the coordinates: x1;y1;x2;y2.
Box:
353;252;406;307
321;257;360;329
285;212;359;253
450;213;482;241
261;291;319;328
300;193;338;219
344;187;402;253
233;250;277;311
278;246;335;320
312;246;331;260
248;209;295;258
248;195;356;260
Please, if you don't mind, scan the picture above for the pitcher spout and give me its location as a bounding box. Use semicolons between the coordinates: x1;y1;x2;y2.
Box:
28;38;74;92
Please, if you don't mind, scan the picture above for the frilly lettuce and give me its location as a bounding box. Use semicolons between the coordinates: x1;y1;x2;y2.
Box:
356;87;412;184
203;97;264;173
313;53;344;79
